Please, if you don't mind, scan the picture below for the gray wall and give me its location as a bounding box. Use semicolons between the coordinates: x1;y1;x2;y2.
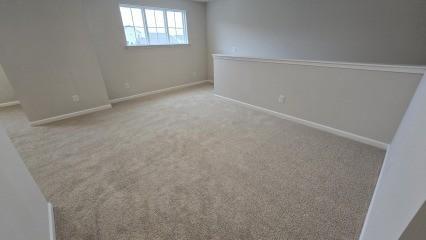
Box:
0;64;16;104
83;0;208;100
207;0;426;79
0;126;50;240
214;56;423;144
360;75;426;239
0;0;110;122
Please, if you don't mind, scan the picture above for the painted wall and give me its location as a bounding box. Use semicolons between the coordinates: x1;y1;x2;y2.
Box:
0;0;110;122
213;56;423;144
360;75;426;239
207;0;426;79
0;126;50;240
82;0;208;100
0;64;16;104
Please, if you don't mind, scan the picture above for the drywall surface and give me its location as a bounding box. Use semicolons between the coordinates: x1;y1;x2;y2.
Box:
0;126;50;240
0;64;16;104
360;75;426;239
0;0;110;122
83;0;208;100
213;56;423;144
207;0;426;79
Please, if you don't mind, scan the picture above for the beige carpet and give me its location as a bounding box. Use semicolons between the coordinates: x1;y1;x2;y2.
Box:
0;83;384;240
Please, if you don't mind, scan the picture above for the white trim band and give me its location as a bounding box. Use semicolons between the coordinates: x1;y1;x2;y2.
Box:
110;80;211;104
359;145;390;240
48;202;56;240
213;54;426;74
30;104;112;126
215;94;388;150
0;101;20;108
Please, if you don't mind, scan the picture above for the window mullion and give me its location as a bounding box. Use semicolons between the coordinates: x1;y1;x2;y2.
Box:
183;11;188;44
129;8;137;45
153;9;158;42
164;10;170;44
141;8;150;45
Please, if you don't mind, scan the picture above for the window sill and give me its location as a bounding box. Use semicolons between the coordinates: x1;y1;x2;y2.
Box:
125;43;190;48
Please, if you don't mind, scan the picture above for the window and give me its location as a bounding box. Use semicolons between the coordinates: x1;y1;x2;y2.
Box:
119;5;188;46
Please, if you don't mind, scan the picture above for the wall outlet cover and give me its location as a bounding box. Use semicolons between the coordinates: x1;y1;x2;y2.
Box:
72;95;80;102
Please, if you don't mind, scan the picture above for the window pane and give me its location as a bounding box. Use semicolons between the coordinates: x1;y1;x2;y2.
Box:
155;10;165;28
157;28;166;34
135;27;147;45
175;12;183;28
145;9;156;27
167;11;175;28
120;7;133;26
121;6;187;46
168;28;176;36
176;36;185;44
157;33;168;44
169;28;177;44
124;26;137;45
135;27;146;38
149;32;158;42
131;8;144;27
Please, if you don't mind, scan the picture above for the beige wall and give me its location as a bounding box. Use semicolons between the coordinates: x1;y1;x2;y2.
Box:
214;56;423;144
0;0;110;122
83;0;208;100
0;64;16;104
207;0;426;79
360;75;426;239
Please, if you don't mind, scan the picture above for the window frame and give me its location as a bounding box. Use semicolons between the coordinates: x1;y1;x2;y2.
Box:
119;4;189;47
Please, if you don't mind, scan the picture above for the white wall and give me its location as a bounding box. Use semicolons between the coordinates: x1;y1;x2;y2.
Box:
83;0;208;100
360;75;426;240
0;0;111;122
207;0;426;79
0;64;16;104
213;55;423;144
0;126;51;240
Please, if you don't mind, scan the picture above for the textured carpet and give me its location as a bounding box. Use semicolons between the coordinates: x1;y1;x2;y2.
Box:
0;83;384;240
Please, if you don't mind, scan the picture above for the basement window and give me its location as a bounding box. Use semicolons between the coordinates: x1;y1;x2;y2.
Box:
119;5;189;46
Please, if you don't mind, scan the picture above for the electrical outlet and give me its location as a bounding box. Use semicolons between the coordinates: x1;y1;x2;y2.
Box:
232;46;238;53
124;83;130;89
278;94;286;104
72;95;80;102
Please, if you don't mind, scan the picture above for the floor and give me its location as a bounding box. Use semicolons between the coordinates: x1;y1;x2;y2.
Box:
0;83;384;240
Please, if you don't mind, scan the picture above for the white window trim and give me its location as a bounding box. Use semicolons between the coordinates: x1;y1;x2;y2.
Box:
119;4;190;47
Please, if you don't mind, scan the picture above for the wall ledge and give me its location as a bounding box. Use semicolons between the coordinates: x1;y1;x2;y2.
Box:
213;54;426;74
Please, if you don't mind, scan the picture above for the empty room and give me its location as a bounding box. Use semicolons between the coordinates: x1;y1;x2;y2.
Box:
1;0;425;239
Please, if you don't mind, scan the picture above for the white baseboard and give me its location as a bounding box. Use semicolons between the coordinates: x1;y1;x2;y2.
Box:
48;202;56;240
110;80;211;104
359;145;390;240
215;94;388;150
206;80;214;84
0;101;20;108
30;104;112;126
